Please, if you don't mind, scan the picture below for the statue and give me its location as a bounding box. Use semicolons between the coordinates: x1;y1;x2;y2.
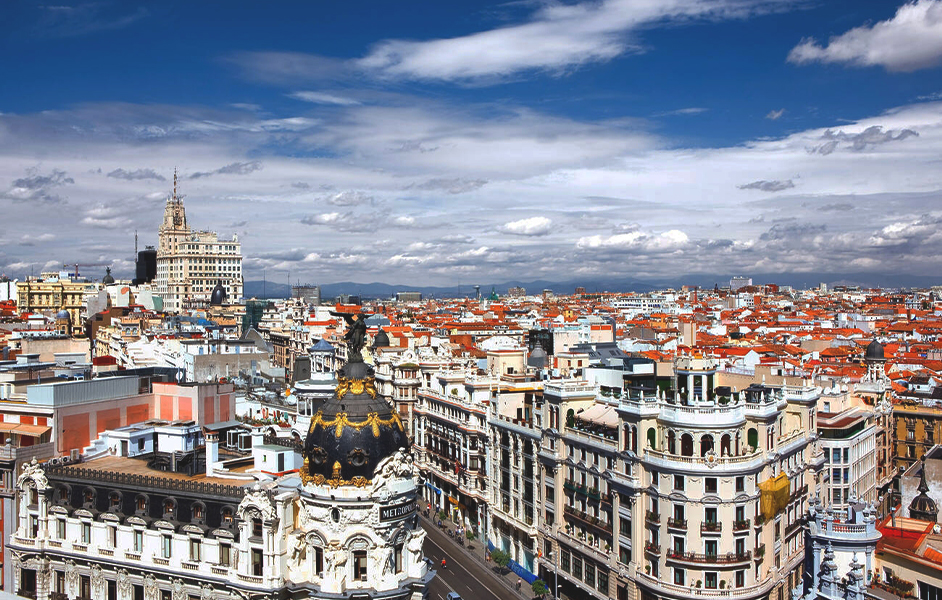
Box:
326;545;348;583
289;533;307;568
331;311;368;359
406;529;426;565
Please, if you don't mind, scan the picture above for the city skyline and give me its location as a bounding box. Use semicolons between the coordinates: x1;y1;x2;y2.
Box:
2;0;942;286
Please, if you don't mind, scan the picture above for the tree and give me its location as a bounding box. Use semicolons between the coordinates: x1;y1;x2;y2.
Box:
490;549;511;573
532;579;549;598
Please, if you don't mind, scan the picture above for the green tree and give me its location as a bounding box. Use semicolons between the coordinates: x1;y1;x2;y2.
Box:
532;579;549;597
490;549;511;573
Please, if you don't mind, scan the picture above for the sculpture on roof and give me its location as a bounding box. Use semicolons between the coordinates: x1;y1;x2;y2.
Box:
331;310;368;359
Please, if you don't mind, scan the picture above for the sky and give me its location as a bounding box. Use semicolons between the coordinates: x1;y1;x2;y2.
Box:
1;0;942;287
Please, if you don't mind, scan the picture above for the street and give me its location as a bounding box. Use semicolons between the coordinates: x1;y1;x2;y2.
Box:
422;521;518;600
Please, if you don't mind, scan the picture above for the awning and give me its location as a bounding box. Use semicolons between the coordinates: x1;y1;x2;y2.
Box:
0;423;52;437
577;404;618;427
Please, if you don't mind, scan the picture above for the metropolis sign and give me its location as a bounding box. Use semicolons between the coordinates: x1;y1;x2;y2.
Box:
380;500;416;522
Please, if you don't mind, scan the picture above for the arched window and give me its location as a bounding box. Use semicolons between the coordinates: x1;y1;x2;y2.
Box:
747;428;758;450
721;434;732;457
631;426;638;453
566;409;575;429
163;498;177;519
700;435;714;457
646;428;657;450
681;434;694;457
667;430;676;454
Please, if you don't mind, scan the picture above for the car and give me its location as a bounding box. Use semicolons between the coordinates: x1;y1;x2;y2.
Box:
446;593;462;600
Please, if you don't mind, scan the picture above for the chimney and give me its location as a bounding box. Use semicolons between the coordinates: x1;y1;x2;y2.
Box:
205;430;219;477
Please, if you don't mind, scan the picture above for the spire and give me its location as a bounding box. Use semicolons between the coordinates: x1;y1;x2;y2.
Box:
173;167;178;202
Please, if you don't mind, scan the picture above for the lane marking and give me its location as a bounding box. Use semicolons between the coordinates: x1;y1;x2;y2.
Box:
427;536;506;600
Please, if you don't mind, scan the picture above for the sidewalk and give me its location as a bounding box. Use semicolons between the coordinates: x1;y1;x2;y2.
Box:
420;512;567;600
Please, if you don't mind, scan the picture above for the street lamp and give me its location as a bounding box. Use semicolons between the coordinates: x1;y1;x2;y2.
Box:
547;550;559;600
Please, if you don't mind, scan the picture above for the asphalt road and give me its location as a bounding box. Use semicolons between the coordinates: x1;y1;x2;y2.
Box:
422;522;517;600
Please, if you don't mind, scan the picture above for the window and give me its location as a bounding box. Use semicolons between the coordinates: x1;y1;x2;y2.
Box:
252;549;263;576
598;570;609;593
736;476;745;493
162;535;172;558
620;518;631;536
222;508;234;524
572;556;583;580
674;568;685;585
108;526;117;548
736;538;746;556
353;550;368;581
619;546;631;565
314;546;324;576
134;531;143;553
585;562;596;586
705;540;717;557
674;475;684;491
736;570;745;588
219;543;230;566
193;504;204;521
57;519;66;539
705;478;717;493
189;539;201;562
673;537;685;554
82;522;91;544
736;506;745;523
832;448;841;463
136;496;147;513
30;516;38;538
706;572;718;589
394;543;403;573
252;518;263;537
705;507;717;525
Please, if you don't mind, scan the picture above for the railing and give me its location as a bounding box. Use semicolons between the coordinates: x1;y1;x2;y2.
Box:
48;540;62;548
44;465;247;498
153;557;170;566
124;551;142;561
646;511;660;524
182;561;199;571
211;566;228;576
237;573;263;584
644;543;660;555
73;543;87;552
636;571;779;598
564;479;601;500
701;522;722;533
262;434;301;450
98;548;114;556
564;505;613;533
667;517;687;529
733;519;751;531
666;550;751;564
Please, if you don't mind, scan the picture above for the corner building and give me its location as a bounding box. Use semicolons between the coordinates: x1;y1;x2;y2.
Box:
9;355;432;600
538;357;821;600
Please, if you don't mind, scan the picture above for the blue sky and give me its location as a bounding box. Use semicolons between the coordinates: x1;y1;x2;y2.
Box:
2;0;942;285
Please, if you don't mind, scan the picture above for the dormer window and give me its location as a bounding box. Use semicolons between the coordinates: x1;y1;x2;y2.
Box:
163;499;176;519
136;496;147;513
193;503;204;521
222;508;233;525
252;518;263;537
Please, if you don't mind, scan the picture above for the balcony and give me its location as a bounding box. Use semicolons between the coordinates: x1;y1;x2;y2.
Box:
755;544;765;561
733;519;751;532
666;550;752;565
701;522;723;534
644;542;661;555
667;517;688;530
646;511;661;524
564;479;602;500
564;505;613;534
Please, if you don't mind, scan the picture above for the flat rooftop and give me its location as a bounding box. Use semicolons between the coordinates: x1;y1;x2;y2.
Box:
56;454;254;487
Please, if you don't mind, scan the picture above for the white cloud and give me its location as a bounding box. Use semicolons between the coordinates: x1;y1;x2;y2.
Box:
288;91;362;106
357;0;794;81
577;229;689;251
498;216;553;236
788;0;942;72
766;108;785;120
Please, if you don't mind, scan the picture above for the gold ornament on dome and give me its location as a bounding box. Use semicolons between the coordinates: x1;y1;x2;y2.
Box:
308;410;404;438
334;375;377;400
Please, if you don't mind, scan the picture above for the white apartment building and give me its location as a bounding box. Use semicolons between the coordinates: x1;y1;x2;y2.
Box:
537;356;822;600
155;173;243;313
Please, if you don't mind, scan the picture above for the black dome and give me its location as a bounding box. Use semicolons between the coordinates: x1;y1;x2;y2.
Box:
909;463;939;522
865;339;885;361
210;280;227;306
303;358;407;483
373;328;390;348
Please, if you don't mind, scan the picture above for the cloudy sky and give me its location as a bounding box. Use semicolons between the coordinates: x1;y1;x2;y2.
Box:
2;0;942;286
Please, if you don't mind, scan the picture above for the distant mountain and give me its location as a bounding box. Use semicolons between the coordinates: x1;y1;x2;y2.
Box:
242;272;941;302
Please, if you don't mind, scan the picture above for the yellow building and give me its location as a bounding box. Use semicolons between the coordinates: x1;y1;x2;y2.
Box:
16;276;91;327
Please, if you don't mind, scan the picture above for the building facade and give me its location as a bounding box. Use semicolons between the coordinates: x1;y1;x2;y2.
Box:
155;174;243;313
